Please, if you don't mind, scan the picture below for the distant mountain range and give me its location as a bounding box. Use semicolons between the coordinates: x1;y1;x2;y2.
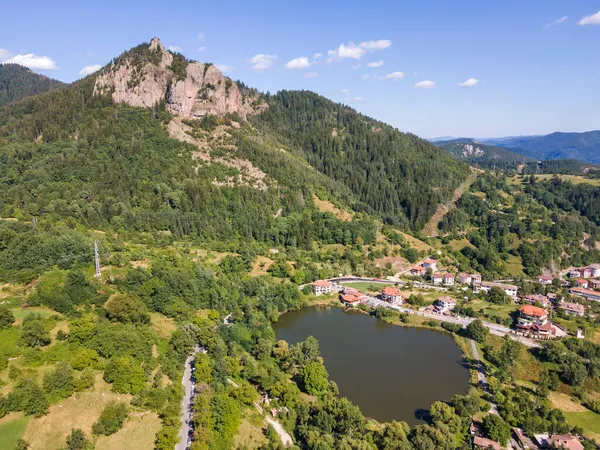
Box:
433;131;600;165
0;63;65;107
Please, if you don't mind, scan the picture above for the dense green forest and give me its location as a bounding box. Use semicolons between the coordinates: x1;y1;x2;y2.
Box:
251;90;471;230
0;64;64;107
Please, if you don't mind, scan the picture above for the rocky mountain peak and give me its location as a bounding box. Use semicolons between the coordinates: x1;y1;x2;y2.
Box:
93;37;265;118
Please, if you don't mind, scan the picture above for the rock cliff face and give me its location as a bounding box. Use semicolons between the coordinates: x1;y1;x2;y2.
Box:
93;37;262;118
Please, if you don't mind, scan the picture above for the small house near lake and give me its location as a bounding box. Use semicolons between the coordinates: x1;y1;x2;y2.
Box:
312;280;333;296
381;286;403;304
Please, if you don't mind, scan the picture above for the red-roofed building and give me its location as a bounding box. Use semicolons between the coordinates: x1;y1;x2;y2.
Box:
381;286;403;303
457;273;472;285
590;279;600;290
522;294;551;308
473;436;504;450
410;265;426;276
570;286;600;302
340;293;362;307
435;296;457;312
312;280;332;296
575;278;589;288
517;305;548;331
547;435;584;450
559;301;585;317
443;273;455;286
578;267;592;279
538;275;553;285
432;273;443;285
422;258;437;271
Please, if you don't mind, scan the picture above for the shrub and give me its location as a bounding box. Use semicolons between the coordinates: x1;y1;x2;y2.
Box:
92;402;129;436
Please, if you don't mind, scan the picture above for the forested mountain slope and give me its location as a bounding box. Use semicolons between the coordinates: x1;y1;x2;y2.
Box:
435;138;532;171
0;64;64;107
251;90;471;230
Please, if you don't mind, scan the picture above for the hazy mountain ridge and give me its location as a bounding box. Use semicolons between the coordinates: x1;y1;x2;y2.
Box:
0;63;65;107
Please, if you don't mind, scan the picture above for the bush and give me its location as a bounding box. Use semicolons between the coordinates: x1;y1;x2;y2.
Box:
442;322;462;333
92;402;129;436
0;305;15;329
467;319;489;343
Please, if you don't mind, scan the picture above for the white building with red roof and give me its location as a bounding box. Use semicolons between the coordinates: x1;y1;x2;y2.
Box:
435;296;457;312
559;301;585;317
422;258;437;272
381;286;403;304
538;275;553;285
575;278;589;288
431;273;443;285
311;280;333;296
410;265;426;277
442;273;455;286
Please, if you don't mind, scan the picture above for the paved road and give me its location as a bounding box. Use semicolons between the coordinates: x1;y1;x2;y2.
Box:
365;296;541;348
176;347;201;450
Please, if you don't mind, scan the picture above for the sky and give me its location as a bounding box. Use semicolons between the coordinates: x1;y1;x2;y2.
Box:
1;0;599;138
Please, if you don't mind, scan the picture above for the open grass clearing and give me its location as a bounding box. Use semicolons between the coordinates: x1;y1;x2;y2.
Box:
250;256;274;277
504;254;524;277
548;391;588;413
447;238;475;252
95;412;161;450
312;195;354;222
339;281;394;294
149;313;177;339
399;232;432;253
0;412;29;450
233;410;269;449
22;375;132;450
509;174;600;187
564;411;600;441
10;306;57;324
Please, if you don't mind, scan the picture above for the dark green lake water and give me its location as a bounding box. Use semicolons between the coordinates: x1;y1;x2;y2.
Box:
273;307;469;425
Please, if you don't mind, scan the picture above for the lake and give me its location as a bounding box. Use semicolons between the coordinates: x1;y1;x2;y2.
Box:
273;306;469;425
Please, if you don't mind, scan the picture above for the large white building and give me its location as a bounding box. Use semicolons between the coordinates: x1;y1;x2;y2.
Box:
479;281;518;299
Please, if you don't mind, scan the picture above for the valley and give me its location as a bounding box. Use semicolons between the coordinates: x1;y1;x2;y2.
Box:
0;27;599;450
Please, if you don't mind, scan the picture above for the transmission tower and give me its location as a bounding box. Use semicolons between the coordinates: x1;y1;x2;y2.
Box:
94;240;101;278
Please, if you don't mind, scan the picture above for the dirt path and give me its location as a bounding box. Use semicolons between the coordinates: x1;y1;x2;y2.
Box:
422;168;480;237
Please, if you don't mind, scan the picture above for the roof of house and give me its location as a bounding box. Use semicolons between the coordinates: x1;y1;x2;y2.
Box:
559;301;585;313
312;280;332;287
444;273;455;278
523;294;550;304
578;267;591;272
575;278;588;284
473;436;503;450
340;294;361;303
519;304;548;317
547;435;584;450
570;286;600;297
437;296;457;304
432;272;443;278
458;273;472;278
481;281;518;290
423;258;436;264
382;286;402;296
539;275;553;280
411;265;426;272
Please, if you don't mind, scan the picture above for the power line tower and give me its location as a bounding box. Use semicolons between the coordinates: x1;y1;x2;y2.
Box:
94;240;101;278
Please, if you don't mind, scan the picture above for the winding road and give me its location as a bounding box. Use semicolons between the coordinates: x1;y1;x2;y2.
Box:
176;347;201;450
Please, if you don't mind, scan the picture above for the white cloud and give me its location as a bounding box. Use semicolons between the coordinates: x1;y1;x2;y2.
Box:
359;40;391;51
198;46;206;52
459;77;479;87
249;54;277;72
351;63;361;69
285;56;312;69
215;64;232;73
361;74;370;80
0;48;12;61
79;64;102;76
578;11;600;26
168;45;182;52
326;39;391;62
304;71;318;78
383;71;404;80
3;53;58;70
340;88;350;94
354;96;363;101
197;32;206;41
313;52;323;60
415;80;436;88
544;16;567;28
367;60;384;68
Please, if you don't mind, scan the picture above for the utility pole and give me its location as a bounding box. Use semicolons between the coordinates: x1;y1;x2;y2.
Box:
94;240;101;278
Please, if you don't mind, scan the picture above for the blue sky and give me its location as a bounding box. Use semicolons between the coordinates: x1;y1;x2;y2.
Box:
1;0;599;138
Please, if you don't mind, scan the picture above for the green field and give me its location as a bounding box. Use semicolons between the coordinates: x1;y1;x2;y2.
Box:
0;413;29;450
564;411;600;440
339;281;393;293
510;174;600;187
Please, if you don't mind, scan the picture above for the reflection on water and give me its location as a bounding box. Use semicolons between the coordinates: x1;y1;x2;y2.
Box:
273;306;469;425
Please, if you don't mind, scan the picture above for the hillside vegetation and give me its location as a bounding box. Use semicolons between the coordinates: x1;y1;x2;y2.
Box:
0;64;64;108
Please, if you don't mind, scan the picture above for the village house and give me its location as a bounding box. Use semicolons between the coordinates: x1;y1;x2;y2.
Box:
311;280;333;296
570;286;600;302
410;265;426;277
422;258;437;272
457;273;472;285
559;301;585;317
575;278;589;288
578;267;592;278
471;273;482;286
442;273;455;286
538;275;553;285
473;436;504;450
589;263;600;278
431;272;443;285
435;296;457;313
517;305;548;328
522;294;551;308
480;281;518;299
568;269;581;278
535;434;584;450
589;279;600;290
340;293;362;307
381;286;403;304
